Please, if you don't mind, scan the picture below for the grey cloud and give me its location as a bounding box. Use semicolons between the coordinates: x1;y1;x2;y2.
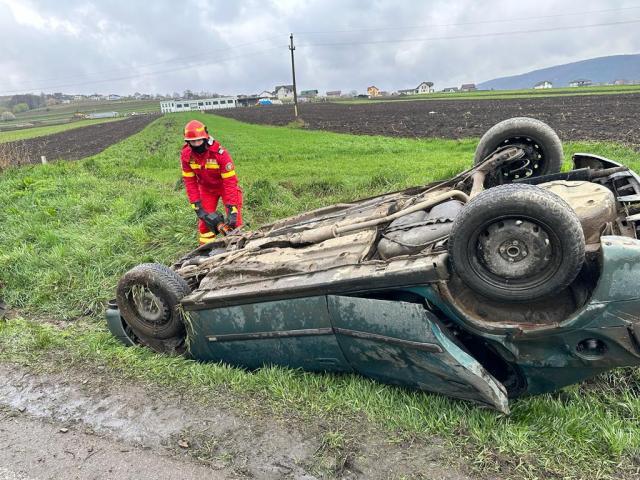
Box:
1;0;639;96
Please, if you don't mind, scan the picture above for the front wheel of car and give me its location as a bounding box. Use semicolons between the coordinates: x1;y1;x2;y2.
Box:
474;117;563;186
116;263;191;341
448;184;585;302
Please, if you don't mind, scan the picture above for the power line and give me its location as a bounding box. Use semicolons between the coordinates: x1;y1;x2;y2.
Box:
2;36;283;92
0;46;285;95
297;18;640;48
294;5;640;35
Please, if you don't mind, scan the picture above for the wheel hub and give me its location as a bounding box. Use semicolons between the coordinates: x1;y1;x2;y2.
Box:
477;218;552;279
130;285;169;325
498;137;544;181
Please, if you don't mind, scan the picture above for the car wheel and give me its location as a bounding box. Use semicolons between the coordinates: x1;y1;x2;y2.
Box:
116;263;191;340
448;184;584;302
474;117;563;186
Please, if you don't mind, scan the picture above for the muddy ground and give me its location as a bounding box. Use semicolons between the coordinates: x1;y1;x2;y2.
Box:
0;115;159;167
213;94;640;146
0;362;474;480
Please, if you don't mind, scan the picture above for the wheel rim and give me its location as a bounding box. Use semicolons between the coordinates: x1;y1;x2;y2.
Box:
128;284;170;329
493;136;546;182
468;215;563;293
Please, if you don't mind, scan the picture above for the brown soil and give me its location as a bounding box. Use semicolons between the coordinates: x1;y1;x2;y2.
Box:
0;115;159;167
0;362;473;480
212;94;640;145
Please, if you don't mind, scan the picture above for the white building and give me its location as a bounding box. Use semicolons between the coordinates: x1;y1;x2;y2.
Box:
533;80;553;89
159;97;237;113
274;85;294;100
416;82;434;94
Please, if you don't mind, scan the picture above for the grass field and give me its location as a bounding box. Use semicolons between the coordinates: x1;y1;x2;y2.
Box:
339;84;640;103
1;112;639;479
0;99;159;131
0;117;125;143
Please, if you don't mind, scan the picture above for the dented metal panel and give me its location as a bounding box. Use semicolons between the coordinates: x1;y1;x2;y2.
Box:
182;253;449;310
187;296;352;372
327;296;509;413
198;230;377;292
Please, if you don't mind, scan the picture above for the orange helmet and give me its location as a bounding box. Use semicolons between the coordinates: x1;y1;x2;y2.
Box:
184;120;208;141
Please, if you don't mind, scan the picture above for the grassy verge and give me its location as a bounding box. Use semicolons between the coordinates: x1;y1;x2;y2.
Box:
0;117;125;143
1;112;639;478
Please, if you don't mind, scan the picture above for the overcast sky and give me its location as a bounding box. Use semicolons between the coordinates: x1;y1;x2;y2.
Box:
1;0;639;96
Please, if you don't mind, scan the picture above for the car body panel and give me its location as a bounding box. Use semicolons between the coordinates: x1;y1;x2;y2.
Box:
187;296;352;372
328;295;509;412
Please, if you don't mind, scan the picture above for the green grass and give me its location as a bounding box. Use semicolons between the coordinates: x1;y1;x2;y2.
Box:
0;117;125;143
338;84;640;103
1;112;640;478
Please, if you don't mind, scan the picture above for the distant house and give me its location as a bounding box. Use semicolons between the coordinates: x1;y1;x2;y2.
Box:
274;85;294;100
442;87;459;93
416;81;434;94
533;80;553;89
326;90;341;97
569;79;592;87
613;79;628;85
258;90;274;99
300;89;318;98
108;94;122;101
367;85;380;97
398;88;417;95
460;83;477;92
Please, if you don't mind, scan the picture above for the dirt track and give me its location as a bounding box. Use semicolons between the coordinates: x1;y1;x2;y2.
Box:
0;362;471;480
213;94;640;145
0;115;159;167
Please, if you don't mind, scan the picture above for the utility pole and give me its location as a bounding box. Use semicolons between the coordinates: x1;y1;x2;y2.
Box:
289;33;299;118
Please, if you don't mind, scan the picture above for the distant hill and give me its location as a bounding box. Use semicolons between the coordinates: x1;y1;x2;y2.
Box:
477;54;640;90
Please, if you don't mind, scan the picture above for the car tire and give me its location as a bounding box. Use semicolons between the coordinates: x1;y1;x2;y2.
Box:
448;184;585;302
474;117;563;186
116;263;191;340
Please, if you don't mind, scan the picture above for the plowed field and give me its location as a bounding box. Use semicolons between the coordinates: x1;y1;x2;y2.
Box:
213;94;640;145
0;114;159;167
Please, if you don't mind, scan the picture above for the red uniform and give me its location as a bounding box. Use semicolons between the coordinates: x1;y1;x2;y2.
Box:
180;139;243;244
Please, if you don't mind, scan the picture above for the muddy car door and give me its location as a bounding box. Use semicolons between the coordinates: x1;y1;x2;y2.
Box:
186;296;353;373
327;296;509;413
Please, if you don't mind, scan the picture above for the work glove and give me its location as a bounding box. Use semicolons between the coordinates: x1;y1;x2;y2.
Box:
191;200;207;220
202;211;225;233
225;205;238;228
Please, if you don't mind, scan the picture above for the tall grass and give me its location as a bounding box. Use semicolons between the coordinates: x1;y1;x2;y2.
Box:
1;112;640;478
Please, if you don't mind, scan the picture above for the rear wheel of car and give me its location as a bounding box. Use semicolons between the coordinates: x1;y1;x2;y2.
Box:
116;263;191;340
474;117;563;186
448;184;585;302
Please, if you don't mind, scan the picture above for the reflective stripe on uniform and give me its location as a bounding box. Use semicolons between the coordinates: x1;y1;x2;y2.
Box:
189;162;202;169
200;231;216;238
204;163;220;169
221;170;236;179
182;171;196;177
199;234;216;243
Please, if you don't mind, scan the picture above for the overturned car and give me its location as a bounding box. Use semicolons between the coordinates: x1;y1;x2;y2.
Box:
106;117;640;413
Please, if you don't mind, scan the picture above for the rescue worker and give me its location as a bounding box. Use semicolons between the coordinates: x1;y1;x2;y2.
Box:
181;120;243;244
